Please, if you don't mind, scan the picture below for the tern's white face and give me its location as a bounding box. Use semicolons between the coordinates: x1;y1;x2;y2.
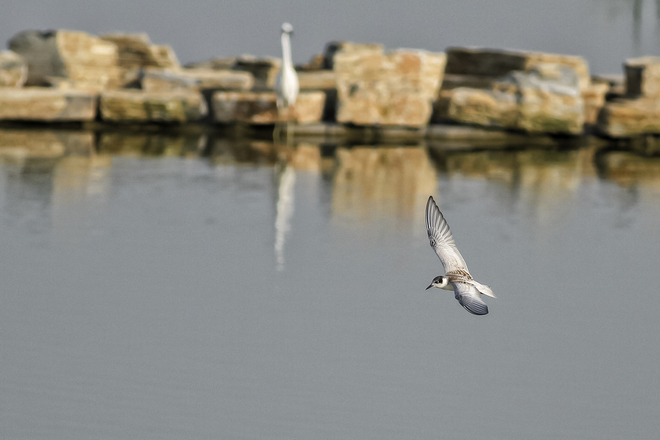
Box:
426;275;448;290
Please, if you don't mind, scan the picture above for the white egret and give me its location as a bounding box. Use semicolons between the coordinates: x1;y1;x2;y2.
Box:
274;22;299;141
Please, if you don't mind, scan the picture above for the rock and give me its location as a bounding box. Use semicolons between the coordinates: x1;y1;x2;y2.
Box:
0;88;96;121
297;53;325;71
596;98;660;137
624;56;660;97
184;55;280;89
441;87;519;128
148;45;180;70
439;64;585;134
582;83;609;125
185;57;238;70
513;65;584;133
333;44;446;127
323;42;383;70
297;71;336;90
8;30;122;91
439;52;596;129
0;51;27;87
101;33;179;68
439;73;496;90
140;68;254;92
445;47;591;91
99;90;207;123
212;91;325;124
233;56;281;89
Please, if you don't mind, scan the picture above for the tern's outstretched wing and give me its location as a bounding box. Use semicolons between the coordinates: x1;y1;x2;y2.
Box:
453;282;489;315
425;196;469;275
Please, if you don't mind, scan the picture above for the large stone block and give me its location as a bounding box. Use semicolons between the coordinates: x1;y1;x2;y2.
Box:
101;33;179;69
8;30;122;91
442;88;519;128
297;71;336;90
624;56;660;97
439;64;584;134
99;90;207;123
212;91;325;124
445;47;591;91
334;44;446;127
596;98;660;137
0;88;96;121
0;51;27;87
184;55;280;89
101;33;180;85
140;68;254;92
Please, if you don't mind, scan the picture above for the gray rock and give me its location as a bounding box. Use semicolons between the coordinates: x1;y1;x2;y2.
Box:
8;29;122;91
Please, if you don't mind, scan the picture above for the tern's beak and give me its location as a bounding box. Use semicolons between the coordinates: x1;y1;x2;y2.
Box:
425;284;433;290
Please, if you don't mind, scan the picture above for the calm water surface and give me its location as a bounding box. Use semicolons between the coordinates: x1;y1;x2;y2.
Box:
1;131;660;439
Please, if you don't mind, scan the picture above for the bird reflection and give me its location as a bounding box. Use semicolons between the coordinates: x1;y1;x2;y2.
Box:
274;164;296;271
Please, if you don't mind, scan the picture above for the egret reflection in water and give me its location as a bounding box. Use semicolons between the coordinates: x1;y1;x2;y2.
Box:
274;164;295;271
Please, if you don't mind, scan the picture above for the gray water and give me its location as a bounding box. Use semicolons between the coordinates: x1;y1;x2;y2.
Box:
0;132;659;439
2;0;660;74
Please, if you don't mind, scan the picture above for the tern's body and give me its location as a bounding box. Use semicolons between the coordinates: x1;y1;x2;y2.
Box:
425;196;496;315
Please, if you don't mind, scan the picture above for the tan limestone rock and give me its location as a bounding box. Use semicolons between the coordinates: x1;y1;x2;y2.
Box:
0;88;96;121
0;51;28;87
442;87;519;128
8;30;122;91
212;91;325;124
439;64;585;134
100;33;180;85
141;68;254;92
184;57;238;70
582;82;609;125
596;98;660;137
99;90;207;123
333;44;446;127
297;71;336;90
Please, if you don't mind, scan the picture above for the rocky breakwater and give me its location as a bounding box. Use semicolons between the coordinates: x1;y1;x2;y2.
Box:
0;30;278;125
434;47;607;135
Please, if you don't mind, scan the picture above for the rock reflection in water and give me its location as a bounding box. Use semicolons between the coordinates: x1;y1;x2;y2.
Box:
97;132;206;157
3;129;660;241
332;145;437;225
431;145;600;228
596;150;660;192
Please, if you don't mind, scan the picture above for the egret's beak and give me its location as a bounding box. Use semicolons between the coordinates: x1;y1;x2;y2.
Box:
425;284;433;290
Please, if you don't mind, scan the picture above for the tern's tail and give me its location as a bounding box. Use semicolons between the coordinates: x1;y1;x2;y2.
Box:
473;281;496;298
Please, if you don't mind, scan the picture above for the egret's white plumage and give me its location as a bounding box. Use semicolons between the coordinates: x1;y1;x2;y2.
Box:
425;196;496;315
275;22;299;111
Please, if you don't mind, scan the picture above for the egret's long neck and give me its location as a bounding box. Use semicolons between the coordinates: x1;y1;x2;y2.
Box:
281;32;293;69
